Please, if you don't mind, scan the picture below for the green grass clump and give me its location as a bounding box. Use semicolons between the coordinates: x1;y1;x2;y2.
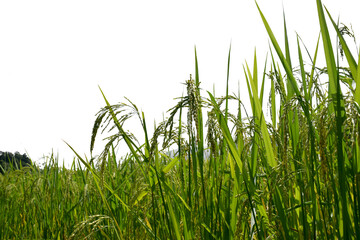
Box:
1;0;360;239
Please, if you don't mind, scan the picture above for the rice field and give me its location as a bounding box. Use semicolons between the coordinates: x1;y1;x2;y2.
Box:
1;1;360;239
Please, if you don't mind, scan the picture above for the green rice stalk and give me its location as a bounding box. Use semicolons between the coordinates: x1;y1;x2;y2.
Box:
317;0;352;237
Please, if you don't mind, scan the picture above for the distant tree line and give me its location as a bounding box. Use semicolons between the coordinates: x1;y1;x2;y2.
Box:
0;151;32;174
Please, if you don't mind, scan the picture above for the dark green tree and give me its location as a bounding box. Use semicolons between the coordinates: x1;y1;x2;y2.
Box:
0;151;32;174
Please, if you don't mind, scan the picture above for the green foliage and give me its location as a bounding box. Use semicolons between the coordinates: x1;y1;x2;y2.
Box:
0;151;32;174
1;1;360;239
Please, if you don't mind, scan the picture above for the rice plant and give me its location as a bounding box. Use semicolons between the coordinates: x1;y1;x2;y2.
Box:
1;0;359;239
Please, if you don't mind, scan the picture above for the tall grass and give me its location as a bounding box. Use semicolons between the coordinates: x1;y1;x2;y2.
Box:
1;0;359;239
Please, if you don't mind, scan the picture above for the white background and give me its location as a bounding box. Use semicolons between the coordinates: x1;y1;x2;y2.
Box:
1;0;359;166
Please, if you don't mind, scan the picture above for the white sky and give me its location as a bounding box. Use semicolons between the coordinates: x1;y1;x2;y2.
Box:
1;0;359;166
